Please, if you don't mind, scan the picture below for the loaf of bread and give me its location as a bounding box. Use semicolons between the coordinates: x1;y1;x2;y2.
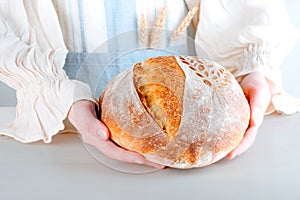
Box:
99;56;250;168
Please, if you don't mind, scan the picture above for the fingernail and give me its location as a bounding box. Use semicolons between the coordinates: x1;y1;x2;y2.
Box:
154;165;165;169
228;153;236;159
98;129;107;140
134;160;144;165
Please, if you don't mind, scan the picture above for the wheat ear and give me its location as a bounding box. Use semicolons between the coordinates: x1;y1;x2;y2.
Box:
170;6;199;44
149;7;167;49
139;14;148;48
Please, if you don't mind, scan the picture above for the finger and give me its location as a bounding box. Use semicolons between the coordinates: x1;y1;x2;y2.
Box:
70;102;109;140
76;115;109;140
248;88;270;127
86;118;109;140
227;126;258;159
89;138;164;169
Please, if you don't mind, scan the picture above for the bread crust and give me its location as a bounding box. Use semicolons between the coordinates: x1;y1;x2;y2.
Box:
100;56;250;168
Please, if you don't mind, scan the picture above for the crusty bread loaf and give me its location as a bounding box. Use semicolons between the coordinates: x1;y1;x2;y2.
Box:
99;56;250;168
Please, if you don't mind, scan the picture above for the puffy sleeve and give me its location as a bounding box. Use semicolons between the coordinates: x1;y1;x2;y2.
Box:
0;0;95;143
195;0;300;114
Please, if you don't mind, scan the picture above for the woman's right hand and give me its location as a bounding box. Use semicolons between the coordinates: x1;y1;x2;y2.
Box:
68;100;165;169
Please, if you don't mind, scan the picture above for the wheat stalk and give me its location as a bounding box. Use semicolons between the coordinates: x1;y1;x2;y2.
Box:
170;6;199;44
139;14;148;48
149;7;167;49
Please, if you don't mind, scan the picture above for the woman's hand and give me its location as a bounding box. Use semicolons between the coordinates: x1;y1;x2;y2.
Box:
227;72;271;159
68;100;164;169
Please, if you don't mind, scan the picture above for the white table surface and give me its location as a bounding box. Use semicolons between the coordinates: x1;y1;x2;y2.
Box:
0;107;299;200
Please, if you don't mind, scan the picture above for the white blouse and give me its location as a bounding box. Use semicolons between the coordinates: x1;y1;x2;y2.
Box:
195;0;300;114
0;0;299;143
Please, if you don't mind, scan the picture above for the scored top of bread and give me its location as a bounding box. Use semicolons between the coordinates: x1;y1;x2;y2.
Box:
133;56;185;142
99;56;250;168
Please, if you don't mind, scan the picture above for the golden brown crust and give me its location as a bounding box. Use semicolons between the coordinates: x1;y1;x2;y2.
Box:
102;114;168;154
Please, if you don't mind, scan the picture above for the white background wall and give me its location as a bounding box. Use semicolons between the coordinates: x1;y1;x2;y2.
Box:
0;82;16;106
281;0;300;99
0;0;299;106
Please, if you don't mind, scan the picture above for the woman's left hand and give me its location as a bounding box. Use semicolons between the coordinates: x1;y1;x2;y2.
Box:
227;71;271;159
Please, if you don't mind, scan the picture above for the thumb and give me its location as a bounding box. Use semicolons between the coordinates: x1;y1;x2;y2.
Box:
85;117;110;140
69;101;110;140
248;87;270;127
97;121;110;140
